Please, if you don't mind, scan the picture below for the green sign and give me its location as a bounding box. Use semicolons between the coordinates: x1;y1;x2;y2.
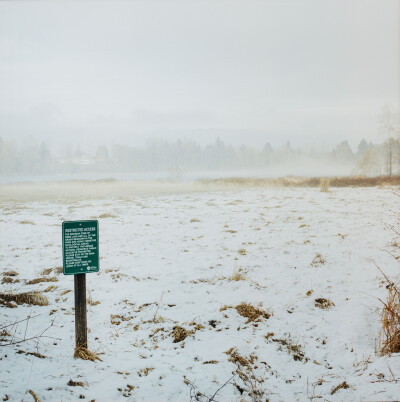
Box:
62;220;99;275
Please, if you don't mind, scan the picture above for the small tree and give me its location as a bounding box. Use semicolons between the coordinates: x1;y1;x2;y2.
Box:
379;105;398;176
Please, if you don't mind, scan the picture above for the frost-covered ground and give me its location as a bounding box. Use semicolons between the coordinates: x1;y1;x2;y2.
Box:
1;185;400;401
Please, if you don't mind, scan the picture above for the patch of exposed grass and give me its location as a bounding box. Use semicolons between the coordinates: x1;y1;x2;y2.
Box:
137;367;154;377
190;218;200;223
41;268;53;276
238;248;247;256
2;277;19;284
171;326;192;343
311;253;325;267
27;277;58;285
314;298;335;309
2;270;18;277
20;221;35;225
0;292;48;307
379;279;400;354
221;302;271;324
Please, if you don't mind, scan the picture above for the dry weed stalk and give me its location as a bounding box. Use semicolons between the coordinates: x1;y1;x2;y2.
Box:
28;389;41;402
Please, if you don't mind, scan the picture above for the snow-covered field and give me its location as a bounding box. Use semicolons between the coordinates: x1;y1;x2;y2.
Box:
1;185;399;401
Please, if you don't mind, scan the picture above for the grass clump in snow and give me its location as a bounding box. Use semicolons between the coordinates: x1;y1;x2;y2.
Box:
0;291;48;308
171;326;192;343
27;276;58;285
314;298;335;309
229;268;246;281
379;278;400;354
2;270;18;277
238;248;247;256
311;253;325;267
221;302;271;323
2;276;19;284
73;346;102;362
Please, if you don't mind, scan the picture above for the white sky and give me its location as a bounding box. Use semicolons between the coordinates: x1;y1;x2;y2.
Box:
0;0;399;150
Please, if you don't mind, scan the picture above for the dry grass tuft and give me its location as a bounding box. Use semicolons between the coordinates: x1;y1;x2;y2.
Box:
238;248;247;256
55;267;63;274
87;293;100;306
379;281;400;354
320;178;330;192
20;220;35;225
44;285;57;293
235;302;271;323
41;268;53;276
67;379;85;387
190;218;200;223
28;389;41;402
331;381;349;395
2;276;19;284
73;346;102;362
27;277;58;285
202;360;218;364
226;347;256;368
230;268;246;281
98;213;115;219
311;253;325;267
314;298;335;309
306;290;313;296
3;270;18;277
171;326;192;343
137;367;154;377
0;292;48;307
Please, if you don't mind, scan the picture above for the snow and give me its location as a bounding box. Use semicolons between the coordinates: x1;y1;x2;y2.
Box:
1;185;399;401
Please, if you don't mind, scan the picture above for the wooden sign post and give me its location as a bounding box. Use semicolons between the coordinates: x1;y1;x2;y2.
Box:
62;220;99;351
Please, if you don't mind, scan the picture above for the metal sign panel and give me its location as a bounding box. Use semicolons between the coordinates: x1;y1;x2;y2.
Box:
62;220;99;275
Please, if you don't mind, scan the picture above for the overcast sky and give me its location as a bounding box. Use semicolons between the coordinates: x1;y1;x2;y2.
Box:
0;0;399;151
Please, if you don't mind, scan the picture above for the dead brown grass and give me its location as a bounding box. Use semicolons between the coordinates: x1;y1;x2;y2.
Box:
314;298;335;309
41;268;53;276
2;277;19;284
233;302;271;323
73;346;102;362
331;381;349;395
379;281;400;354
311;254;325;267
171;326;192;343
28;389;41;402
27;277;58;285
2;270;18;277
0;292;48;307
197;175;400;188
67;379;85;387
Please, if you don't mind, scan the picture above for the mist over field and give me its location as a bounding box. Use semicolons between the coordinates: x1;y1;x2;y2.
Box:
1;1;400;401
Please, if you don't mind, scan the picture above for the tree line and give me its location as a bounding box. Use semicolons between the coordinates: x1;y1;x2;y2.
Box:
0;136;398;176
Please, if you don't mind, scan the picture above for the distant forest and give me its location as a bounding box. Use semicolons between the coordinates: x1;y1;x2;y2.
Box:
0;137;398;177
